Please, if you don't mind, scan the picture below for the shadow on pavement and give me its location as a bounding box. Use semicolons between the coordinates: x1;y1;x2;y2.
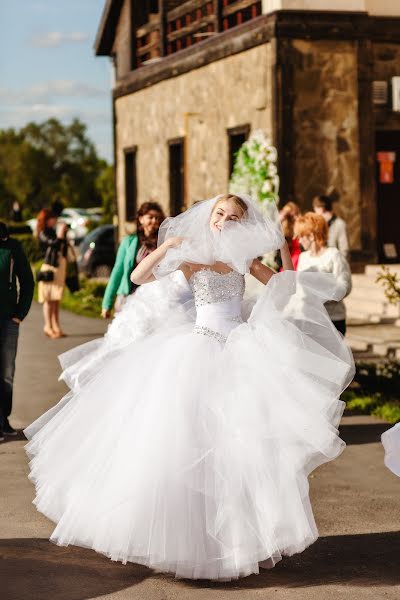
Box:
181;531;400;590
62;333;105;339
1;538;152;600
2;532;400;597
1;431;26;444
339;422;392;445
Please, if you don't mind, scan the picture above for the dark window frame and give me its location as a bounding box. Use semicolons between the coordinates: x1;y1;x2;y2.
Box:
124;145;138;222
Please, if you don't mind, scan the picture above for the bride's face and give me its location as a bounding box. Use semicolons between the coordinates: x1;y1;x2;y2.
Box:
210;199;244;232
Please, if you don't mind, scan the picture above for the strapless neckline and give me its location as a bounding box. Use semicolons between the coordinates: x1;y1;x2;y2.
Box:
188;268;237;283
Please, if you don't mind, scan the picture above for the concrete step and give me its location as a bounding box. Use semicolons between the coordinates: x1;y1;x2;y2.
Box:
344;297;399;319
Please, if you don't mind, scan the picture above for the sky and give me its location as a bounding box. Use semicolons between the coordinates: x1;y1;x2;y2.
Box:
0;0;113;161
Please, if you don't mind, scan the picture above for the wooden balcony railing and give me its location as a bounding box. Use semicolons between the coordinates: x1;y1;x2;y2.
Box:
221;0;262;30
136;13;162;66
134;0;262;66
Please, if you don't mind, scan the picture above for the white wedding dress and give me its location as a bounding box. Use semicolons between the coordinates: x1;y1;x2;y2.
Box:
25;267;354;580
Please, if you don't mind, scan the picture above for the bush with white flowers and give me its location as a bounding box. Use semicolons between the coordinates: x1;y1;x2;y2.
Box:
229;130;279;205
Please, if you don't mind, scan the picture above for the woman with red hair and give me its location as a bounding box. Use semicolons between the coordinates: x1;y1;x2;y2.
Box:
295;212;352;335
36;208;68;338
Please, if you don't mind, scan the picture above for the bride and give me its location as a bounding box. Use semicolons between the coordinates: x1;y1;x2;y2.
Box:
25;193;354;581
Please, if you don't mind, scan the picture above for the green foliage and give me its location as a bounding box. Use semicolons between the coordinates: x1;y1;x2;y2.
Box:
376;266;400;306
343;360;400;423
373;402;400;424
0;118;111;218
343;392;381;413
14;233;42;263
96;163;115;224
229;130;279;206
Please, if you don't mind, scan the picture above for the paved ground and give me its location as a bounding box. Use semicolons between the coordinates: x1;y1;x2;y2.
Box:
1;302;400;600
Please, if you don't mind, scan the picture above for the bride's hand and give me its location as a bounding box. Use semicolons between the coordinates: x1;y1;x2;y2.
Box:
164;236;185;249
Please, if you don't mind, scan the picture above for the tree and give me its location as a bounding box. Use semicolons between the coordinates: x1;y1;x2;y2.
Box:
96;162;115;224
0;118;109;218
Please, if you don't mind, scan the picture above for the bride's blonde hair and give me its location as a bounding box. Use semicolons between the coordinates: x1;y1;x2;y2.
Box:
213;194;248;217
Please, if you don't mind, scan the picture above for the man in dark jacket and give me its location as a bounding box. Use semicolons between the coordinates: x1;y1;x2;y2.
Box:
0;222;34;440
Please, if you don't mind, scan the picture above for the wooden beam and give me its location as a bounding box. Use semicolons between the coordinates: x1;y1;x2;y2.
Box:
272;37;294;204
357;38;377;261
159;0;167;56
167;15;216;42
168;0;212;22
136;19;160;38
213;0;222;32
137;39;160;57
222;0;259;18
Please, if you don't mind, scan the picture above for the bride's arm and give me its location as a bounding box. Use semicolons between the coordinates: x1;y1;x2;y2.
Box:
280;240;295;271
250;241;295;285
130;237;183;285
250;259;275;284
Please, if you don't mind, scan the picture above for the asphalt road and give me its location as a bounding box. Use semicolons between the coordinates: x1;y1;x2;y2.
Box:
1;302;400;600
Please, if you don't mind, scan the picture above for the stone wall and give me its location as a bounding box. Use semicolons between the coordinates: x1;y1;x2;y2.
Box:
291;39;362;250
115;43;273;235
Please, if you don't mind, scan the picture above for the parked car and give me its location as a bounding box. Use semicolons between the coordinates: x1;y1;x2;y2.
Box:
78;225;116;278
26;207;101;243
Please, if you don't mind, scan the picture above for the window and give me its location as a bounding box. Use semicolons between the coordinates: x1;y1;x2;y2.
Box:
227;124;250;178
168;138;185;216
124;147;137;221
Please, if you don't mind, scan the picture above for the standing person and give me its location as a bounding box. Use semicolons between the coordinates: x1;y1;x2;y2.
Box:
279;201;302;270
312;195;349;259
36;209;68;339
0;222;34;440
295;212;352;336
101;201;165;318
11;201;23;223
25;194;354;580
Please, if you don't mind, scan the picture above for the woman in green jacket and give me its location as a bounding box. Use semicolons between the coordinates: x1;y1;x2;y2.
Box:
101;202;165;318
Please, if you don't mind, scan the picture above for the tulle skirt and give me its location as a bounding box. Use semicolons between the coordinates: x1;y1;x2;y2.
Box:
25;271;354;580
382;423;400;477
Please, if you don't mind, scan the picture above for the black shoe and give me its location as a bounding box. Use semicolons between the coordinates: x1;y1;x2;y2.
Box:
3;419;17;436
0;431;4;442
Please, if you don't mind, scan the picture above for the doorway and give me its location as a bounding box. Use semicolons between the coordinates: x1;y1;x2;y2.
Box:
375;131;400;263
168;138;184;216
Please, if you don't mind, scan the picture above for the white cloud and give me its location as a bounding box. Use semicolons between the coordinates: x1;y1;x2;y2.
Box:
0;80;107;105
31;31;90;48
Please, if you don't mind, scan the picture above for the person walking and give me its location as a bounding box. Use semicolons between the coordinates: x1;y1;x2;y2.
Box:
312;195;349;259
101;201;165;317
0;221;34;440
295;212;352;336
36;208;68;338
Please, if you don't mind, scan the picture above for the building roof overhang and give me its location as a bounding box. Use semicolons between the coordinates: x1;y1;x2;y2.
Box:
94;0;124;56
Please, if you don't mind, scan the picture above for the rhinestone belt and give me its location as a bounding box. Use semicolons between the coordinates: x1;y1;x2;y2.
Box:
193;325;227;343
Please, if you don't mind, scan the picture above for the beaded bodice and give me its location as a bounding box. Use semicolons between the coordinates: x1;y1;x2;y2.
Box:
189;269;245;308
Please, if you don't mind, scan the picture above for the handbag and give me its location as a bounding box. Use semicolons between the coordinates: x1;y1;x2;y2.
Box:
36;269;54;282
65;244;80;293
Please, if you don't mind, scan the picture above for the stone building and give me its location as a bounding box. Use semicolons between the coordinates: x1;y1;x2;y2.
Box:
95;0;400;265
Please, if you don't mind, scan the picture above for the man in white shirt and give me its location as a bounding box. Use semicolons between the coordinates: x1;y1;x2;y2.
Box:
312;195;349;260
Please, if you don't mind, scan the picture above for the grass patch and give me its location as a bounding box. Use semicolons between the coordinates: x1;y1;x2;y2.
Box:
343;361;400;424
60;277;106;318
